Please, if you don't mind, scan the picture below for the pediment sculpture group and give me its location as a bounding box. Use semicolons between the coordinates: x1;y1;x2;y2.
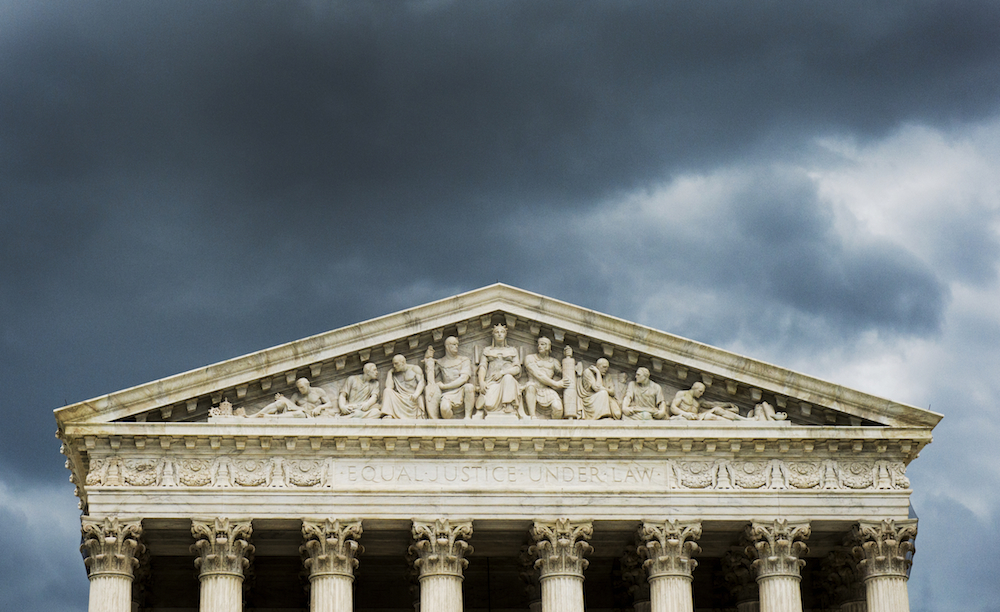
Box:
235;325;787;423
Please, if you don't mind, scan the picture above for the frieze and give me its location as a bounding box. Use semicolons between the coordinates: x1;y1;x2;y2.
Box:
85;455;909;491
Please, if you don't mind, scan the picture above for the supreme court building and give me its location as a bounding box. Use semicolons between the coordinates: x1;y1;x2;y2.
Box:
55;284;940;612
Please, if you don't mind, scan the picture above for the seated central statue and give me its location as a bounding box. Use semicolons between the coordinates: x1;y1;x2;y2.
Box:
381;354;426;419
476;324;523;417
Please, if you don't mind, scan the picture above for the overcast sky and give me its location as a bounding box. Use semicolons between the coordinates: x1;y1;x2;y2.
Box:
2;1;999;610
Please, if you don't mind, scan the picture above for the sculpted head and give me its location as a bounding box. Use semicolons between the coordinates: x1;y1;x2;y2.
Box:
596;358;610;374
492;324;507;342
295;378;311;394
537;337;551;355
691;382;706;398
635;367;650;383
363;362;378;380
445;336;459;356
392;354;407;372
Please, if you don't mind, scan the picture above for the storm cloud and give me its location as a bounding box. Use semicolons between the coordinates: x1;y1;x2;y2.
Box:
2;1;999;610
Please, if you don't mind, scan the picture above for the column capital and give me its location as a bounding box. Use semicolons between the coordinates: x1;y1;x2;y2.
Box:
746;519;810;579
722;549;758;604
820;549;865;607
410;518;473;579
80;516;144;580
852;519;917;580
301;518;363;579
621;543;650;603
191;518;254;579
529;519;593;579
638;520;702;579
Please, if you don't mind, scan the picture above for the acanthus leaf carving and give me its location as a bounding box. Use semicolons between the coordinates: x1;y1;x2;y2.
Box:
852;519;917;579
746;519;810;579
529;518;593;579
409;519;473;579
638;520;702;579
301;518;363;578
81;516;144;579
722;548;758;604
191;518;254;578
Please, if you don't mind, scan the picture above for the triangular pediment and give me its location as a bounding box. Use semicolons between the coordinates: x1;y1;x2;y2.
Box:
53;284;942;429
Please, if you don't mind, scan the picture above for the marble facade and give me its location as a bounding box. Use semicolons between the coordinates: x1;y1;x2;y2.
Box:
55;284;939;612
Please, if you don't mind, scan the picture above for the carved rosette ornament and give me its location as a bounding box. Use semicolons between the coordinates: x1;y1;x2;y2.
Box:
530;519;594;579
746;520;810;579
410;519;474;579
81;517;144;579
301;519;363;579
638;520;702;579
191;518;254;578
853;519;917;580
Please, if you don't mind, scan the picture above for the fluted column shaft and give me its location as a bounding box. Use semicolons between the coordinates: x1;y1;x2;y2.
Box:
81;517;143;612
757;574;802;612
649;576;694;612
530;519;593;612
302;519;363;612
747;520;810;612
854;520;917;612
410;519;473;612
191;518;253;612
638;521;702;612
542;574;585;612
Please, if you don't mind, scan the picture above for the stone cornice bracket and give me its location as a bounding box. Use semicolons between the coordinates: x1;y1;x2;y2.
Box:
80;516;144;579
529;519;594;579
301;518;363;579
191;518;254;578
852;519;917;580
638;520;702;580
746;519;810;579
410;519;474;579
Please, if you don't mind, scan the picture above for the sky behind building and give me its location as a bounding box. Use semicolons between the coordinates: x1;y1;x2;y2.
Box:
2;1;999;610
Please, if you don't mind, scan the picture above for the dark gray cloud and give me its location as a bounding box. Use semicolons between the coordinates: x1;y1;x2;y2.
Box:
2;1;999;609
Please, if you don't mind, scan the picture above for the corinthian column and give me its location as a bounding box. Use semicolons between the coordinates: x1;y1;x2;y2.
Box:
302;519;363;612
530;519;593;612
746;520;810;612
191;518;254;612
722;549;759;612
410;519;473;612
80;517;143;612
638;521;702;612
853;519;917;612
